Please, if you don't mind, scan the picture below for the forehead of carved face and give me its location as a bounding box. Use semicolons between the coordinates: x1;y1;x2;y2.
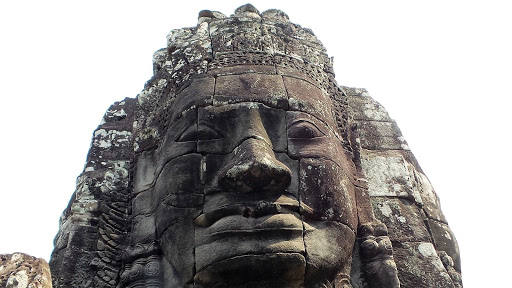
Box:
148;69;357;287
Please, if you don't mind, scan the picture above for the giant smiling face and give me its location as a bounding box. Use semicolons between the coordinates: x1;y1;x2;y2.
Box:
142;70;357;287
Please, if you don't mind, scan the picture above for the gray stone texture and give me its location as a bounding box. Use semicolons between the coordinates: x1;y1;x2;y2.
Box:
49;4;461;288
0;253;52;288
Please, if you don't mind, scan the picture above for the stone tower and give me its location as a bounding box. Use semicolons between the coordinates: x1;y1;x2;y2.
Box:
50;4;461;288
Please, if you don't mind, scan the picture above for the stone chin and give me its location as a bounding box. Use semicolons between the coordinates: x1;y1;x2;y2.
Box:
194;208;306;285
195;253;306;288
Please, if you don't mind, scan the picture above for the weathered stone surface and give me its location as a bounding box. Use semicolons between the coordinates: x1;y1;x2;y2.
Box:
299;158;357;231
303;220;355;286
356;120;410;150
197;103;287;154
50;3;461;288
393;242;455;287
215;73;288;109
371;197;431;242
414;168;448;222
347;94;392;122
160;220;196;287
361;150;423;203
357;222;401;288
0;253;52;288
427;219;461;272
284;76;337;133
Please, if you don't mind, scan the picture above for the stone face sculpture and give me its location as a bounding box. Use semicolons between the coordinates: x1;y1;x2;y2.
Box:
49;4;462;288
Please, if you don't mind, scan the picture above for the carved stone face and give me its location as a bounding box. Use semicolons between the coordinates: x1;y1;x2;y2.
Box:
149;69;357;287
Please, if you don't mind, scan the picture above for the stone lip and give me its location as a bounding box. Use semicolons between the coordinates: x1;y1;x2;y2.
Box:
196;213;304;247
195;201;301;228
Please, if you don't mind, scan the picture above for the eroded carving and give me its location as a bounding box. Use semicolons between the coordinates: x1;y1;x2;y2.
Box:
358;222;400;288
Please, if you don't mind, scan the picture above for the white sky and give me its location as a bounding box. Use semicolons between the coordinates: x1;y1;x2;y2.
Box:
0;1;510;287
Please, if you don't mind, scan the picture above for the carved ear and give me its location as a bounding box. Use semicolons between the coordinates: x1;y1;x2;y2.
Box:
357;221;400;288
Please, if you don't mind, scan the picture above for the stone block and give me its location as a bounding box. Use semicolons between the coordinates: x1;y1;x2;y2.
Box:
208;65;276;76
347;95;391;122
356;120;409;150
361;151;421;203
427;219;461;272
393;242;454;288
159;220;196;286
371;197;431;242
209;18;263;53
284;76;336;130
414;169;447;222
171;76;214;120
133;150;157;194
129;214;156;245
0;253;52;288
131;187;157;216
215;73;287;109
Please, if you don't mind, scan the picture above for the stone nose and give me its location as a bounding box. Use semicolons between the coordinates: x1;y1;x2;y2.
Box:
218;138;291;193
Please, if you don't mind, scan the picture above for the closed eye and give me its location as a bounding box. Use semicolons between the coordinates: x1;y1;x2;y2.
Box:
177;125;223;142
287;121;325;139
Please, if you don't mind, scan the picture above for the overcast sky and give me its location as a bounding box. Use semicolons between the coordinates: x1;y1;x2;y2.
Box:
1;1;510;287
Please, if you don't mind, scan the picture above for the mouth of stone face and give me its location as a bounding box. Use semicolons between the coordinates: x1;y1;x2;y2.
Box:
194;202;304;247
195;216;306;276
194;201;301;228
195;212;304;245
194;199;306;271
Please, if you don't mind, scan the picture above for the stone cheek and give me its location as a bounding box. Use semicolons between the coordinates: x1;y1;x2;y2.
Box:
299;158;357;232
129;215;156;245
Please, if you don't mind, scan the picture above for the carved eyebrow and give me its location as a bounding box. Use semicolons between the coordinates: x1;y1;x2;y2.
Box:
287;120;327;139
176;123;223;142
287;112;343;143
288;116;329;133
288;119;324;129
